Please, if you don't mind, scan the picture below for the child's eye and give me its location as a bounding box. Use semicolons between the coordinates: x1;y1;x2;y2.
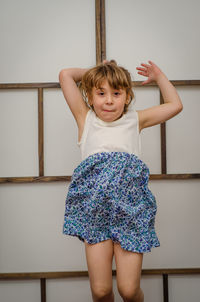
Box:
114;92;120;96
98;92;104;96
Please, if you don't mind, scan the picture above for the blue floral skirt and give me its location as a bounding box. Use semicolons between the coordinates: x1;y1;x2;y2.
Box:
63;152;160;253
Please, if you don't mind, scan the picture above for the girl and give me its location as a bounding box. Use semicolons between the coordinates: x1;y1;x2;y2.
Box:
59;60;183;302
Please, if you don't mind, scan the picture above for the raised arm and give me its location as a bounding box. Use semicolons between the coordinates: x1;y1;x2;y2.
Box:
59;68;90;128
136;61;183;132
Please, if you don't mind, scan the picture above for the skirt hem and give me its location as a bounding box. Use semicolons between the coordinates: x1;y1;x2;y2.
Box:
63;230;160;254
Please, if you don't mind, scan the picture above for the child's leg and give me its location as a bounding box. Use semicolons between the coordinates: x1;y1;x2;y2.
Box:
84;239;114;302
114;243;144;302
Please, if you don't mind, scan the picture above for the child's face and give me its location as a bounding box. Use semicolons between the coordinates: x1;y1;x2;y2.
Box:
90;80;130;122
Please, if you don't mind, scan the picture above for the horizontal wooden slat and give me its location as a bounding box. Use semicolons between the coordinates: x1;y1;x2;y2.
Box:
0;80;200;90
0;176;71;183
150;174;200;180
133;80;200;87
0;83;60;89
142;268;200;275
0;268;200;280
0;271;89;280
0;174;200;184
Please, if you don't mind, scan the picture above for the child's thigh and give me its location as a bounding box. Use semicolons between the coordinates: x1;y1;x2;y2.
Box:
84;239;114;290
114;243;143;291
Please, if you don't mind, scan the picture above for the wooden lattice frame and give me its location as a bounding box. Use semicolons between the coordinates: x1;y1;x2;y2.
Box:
0;3;200;302
0;0;200;183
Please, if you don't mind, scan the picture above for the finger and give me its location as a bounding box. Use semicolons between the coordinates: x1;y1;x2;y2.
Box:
148;60;158;68
141;63;150;68
136;67;146;72
137;71;148;77
103;59;109;64
149;61;157;69
148;61;161;72
141;79;150;85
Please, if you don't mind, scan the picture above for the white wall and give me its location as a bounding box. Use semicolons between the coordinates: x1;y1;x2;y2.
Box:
106;0;200;80
0;0;200;301
0;0;95;83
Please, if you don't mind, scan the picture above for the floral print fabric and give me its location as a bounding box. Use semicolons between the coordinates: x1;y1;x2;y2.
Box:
63;152;160;253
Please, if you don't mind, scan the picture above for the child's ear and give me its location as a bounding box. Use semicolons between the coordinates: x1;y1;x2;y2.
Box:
88;96;92;105
88;94;93;106
125;93;131;104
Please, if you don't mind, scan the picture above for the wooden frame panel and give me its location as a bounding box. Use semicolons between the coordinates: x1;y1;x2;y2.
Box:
0;81;200;183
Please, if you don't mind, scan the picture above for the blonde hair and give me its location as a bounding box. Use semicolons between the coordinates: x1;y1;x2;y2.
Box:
80;60;134;113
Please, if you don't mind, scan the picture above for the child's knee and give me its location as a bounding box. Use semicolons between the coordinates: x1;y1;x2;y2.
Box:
91;283;113;301
118;285;143;302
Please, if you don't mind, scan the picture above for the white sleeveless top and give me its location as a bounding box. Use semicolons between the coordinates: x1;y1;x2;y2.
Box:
77;103;141;161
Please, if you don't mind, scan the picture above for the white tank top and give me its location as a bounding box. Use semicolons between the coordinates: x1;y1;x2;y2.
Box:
77;103;141;161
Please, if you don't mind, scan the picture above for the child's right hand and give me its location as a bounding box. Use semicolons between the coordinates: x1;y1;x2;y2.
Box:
102;59;117;65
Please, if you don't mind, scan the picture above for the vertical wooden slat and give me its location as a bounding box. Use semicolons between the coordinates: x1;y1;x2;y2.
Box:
95;0;106;64
95;0;101;64
160;92;167;174
40;278;46;302
100;0;106;61
163;274;169;302
38;88;44;176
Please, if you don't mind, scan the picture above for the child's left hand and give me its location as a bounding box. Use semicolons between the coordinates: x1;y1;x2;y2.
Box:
136;61;163;85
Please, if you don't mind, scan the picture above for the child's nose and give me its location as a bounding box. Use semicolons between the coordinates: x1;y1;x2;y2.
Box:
106;94;113;104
